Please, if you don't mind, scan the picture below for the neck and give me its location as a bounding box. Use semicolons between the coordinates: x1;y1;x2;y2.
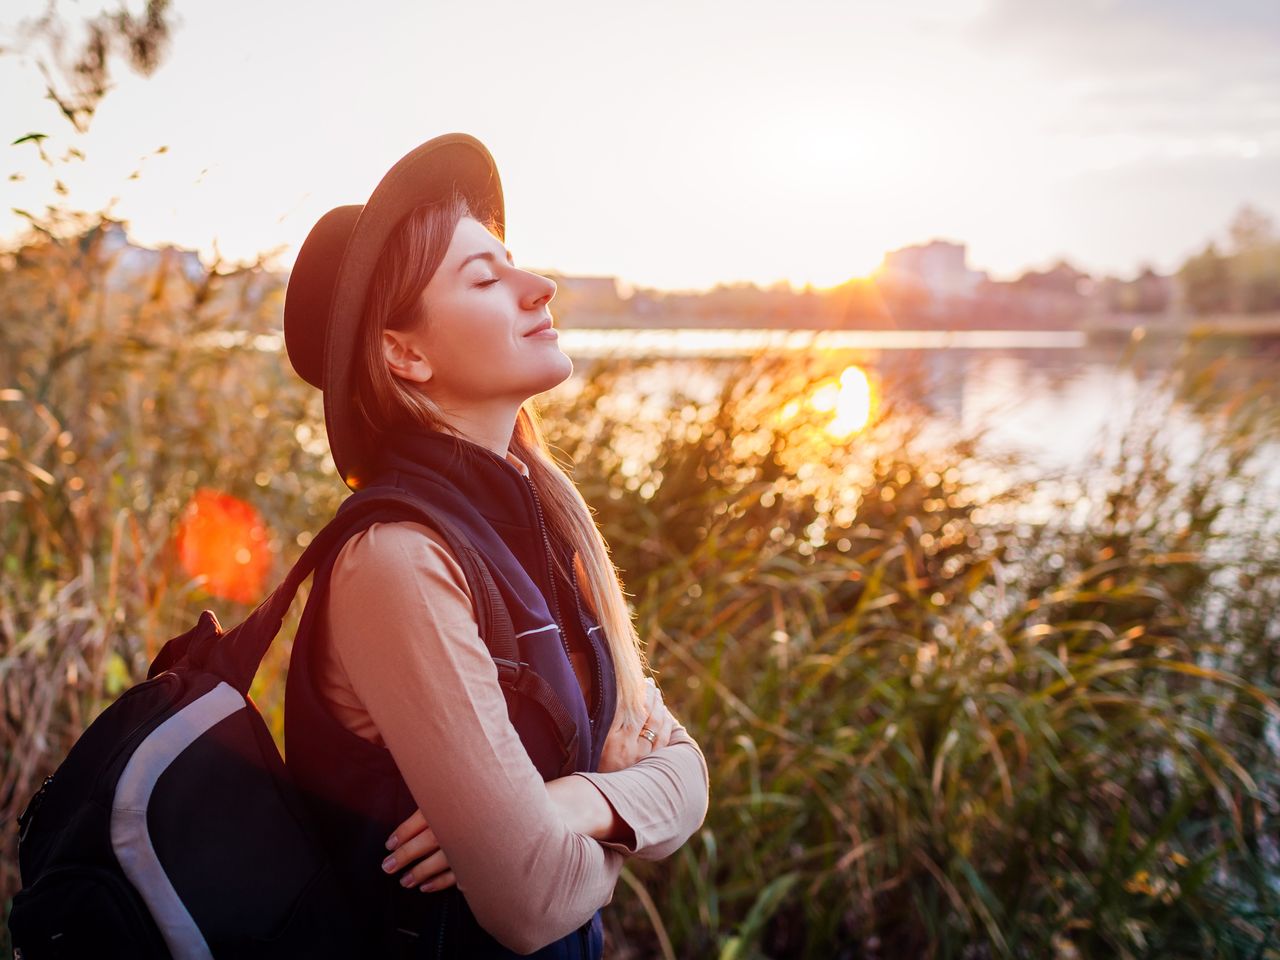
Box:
432;398;520;459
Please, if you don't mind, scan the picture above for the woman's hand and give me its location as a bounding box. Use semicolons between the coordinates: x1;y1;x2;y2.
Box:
382;809;455;893
598;677;677;773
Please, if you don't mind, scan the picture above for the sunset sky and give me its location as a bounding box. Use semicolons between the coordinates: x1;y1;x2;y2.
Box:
3;0;1278;292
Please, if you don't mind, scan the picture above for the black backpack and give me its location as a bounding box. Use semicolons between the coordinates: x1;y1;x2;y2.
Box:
8;487;547;959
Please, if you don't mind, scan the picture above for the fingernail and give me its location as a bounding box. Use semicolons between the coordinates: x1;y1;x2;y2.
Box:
385;834;400;852
400;873;416;888
419;881;434;893
382;856;397;872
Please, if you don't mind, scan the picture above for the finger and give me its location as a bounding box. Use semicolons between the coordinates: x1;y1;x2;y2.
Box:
655;704;676;749
418;869;456;893
655;696;675;742
643;683;661;723
382;825;440;874
621;687;657;736
641;703;668;751
639;717;660;754
397;848;451;888
387;808;428;852
634;686;655;727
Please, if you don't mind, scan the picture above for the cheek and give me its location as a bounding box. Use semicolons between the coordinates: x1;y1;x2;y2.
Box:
429;313;517;378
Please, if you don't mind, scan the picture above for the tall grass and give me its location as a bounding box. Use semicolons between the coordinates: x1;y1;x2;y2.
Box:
0;220;343;930
545;352;1280;958
3;221;1279;957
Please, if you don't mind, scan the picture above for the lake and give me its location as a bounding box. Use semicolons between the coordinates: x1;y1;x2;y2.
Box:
209;324;1280;504
554;328;1280;491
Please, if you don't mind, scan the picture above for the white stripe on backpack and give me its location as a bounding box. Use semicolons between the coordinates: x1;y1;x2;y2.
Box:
110;682;245;960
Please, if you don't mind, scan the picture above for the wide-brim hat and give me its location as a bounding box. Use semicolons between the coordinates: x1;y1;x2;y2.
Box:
283;132;505;490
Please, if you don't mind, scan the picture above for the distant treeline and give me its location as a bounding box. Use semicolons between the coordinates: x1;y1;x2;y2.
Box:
6;205;1278;334
546;204;1280;330
1177;205;1280;316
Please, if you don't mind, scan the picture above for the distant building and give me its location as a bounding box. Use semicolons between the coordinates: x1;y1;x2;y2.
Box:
879;240;987;300
1009;260;1089;298
97;221;206;291
1126;268;1174;314
544;273;625;324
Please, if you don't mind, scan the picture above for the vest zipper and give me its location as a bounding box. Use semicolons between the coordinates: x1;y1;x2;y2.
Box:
520;476;575;676
569;562;605;729
434;892;449;959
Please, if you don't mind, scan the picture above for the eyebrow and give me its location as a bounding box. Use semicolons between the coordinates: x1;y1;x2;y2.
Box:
457;248;515;272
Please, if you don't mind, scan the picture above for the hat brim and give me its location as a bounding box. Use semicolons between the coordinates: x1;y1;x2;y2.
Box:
323;133;505;488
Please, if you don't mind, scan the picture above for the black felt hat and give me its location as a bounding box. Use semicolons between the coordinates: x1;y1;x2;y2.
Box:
283;133;505;489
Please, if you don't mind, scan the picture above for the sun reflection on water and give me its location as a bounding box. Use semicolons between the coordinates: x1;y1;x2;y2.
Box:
810;364;874;438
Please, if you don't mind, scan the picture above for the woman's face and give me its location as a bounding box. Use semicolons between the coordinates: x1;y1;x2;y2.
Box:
383;215;571;411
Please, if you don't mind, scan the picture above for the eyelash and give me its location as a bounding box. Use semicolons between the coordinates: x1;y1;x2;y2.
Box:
475;257;517;286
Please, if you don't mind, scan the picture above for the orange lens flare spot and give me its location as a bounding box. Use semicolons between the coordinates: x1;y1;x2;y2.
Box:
175;488;272;604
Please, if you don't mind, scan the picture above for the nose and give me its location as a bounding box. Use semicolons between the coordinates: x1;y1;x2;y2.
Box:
521;270;556;310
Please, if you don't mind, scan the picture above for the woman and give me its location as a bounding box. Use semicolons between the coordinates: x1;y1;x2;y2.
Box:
280;133;709;958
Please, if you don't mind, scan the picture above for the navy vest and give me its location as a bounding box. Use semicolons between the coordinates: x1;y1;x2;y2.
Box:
285;427;618;958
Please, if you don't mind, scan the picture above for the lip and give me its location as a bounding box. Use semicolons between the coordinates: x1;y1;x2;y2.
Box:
523;317;556;338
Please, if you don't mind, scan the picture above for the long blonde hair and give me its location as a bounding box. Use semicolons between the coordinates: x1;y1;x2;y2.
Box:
350;190;649;728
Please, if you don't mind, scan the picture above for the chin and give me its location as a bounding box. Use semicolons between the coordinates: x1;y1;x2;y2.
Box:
516;353;574;402
542;350;575;388
555;350;574;381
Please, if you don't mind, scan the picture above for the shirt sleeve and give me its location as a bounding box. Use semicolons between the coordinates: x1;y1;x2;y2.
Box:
324;520;624;956
568;721;710;862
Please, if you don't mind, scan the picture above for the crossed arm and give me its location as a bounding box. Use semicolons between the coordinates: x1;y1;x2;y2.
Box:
322;520;710;954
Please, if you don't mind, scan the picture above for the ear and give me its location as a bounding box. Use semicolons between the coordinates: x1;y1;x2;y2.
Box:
382;329;433;385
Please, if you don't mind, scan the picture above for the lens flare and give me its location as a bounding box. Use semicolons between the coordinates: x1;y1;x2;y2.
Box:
175;489;272;603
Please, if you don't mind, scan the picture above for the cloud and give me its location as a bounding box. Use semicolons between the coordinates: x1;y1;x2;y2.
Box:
973;0;1280;63
961;0;1280;168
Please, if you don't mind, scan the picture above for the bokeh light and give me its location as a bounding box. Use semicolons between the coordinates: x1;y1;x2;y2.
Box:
175;488;272;604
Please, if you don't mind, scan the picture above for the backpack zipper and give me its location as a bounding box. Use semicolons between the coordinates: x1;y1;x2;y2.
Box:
88;671;183;802
16;774;54;844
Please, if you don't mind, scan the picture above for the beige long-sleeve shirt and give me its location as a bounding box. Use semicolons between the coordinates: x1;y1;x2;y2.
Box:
315;466;709;954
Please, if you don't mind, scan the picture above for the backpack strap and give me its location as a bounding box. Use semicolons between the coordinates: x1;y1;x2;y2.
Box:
200;487;582;777
335;491;582;777
334;488;521;665
205;489;516;694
